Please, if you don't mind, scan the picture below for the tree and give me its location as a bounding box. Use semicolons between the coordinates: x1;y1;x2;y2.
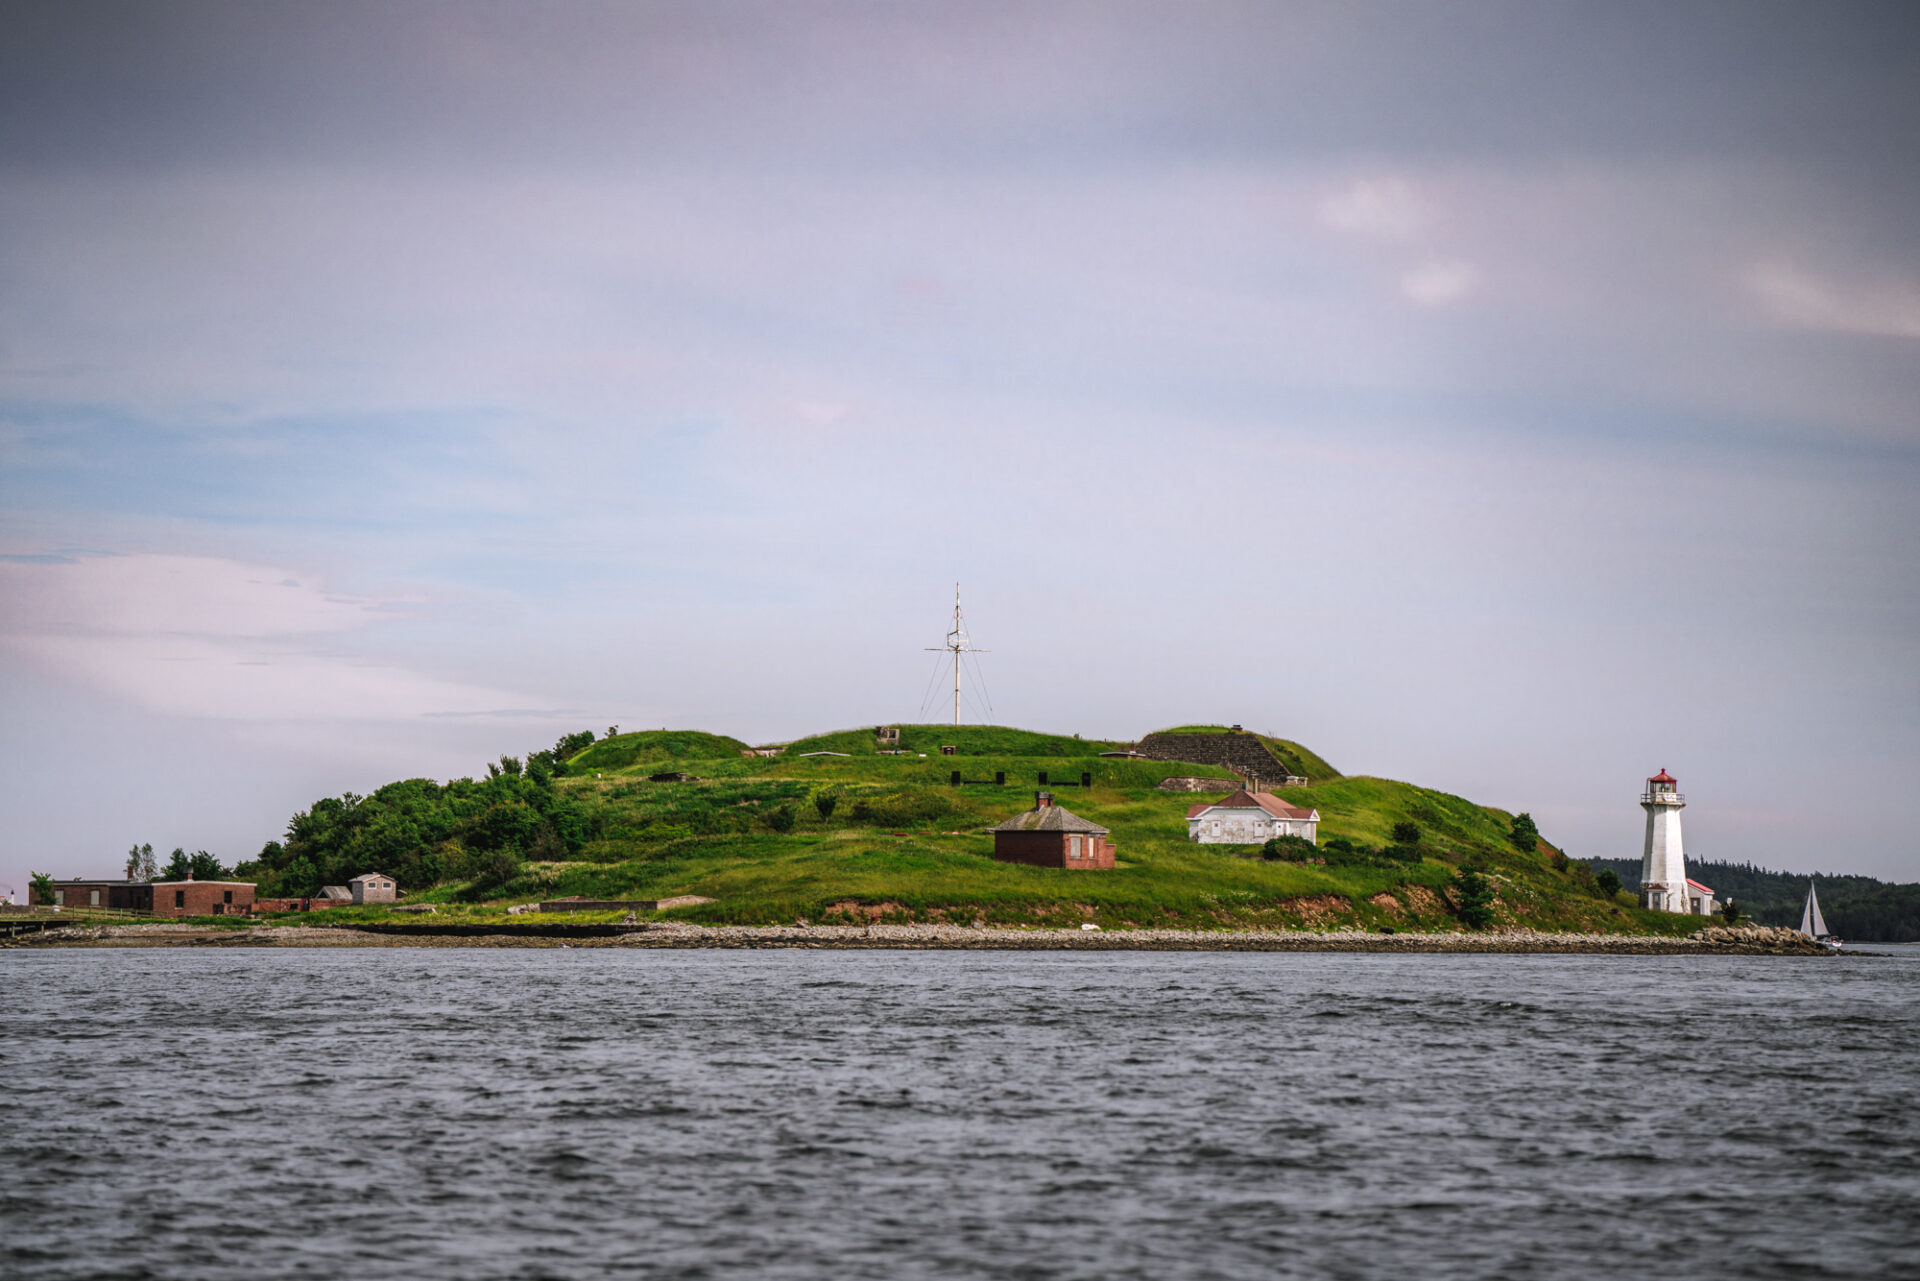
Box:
813;791;838;820
1453;865;1496;929
1595;868;1622;898
1509;812;1540;855
159;849;229;881
29;871;55;906
1391;822;1422;847
767;804;796;833
1722;900;1742;925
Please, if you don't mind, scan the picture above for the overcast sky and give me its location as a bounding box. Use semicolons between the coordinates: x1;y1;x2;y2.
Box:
3;0;1917;893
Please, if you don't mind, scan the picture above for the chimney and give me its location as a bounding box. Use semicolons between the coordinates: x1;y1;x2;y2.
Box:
1035;791;1054;809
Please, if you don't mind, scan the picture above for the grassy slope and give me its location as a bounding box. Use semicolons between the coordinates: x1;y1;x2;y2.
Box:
373;726;1706;935
568;730;751;773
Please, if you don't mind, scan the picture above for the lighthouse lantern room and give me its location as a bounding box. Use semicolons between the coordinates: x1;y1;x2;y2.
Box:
1639;768;1714;914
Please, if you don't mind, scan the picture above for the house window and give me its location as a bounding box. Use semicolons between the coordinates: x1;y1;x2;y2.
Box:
54;889;65;906
175;890;186;908
91;890;101;906
224;890;233;904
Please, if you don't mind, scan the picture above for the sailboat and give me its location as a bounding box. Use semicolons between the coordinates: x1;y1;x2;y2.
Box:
1798;881;1843;950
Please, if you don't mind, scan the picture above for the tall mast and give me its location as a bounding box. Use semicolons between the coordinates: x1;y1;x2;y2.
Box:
926;583;987;726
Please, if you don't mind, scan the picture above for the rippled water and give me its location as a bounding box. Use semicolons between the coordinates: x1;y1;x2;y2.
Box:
4;946;1917;1279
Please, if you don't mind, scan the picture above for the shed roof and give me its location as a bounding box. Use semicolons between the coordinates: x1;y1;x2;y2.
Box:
348;872;393;884
1686;878;1715;893
990;804;1109;835
318;885;353;900
1186;790;1318;821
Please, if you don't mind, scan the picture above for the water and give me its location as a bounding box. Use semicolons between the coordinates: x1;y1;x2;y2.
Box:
5;946;1917;1280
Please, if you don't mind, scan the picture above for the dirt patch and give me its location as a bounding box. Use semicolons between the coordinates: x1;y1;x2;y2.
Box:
1280;894;1353;927
821;899;908;924
1368;892;1404;917
1400;885;1445;915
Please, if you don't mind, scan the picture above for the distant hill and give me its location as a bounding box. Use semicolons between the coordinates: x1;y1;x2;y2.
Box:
1587;857;1920;942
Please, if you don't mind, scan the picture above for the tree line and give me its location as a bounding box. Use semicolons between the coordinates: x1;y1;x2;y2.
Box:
233;730;605;897
1586;857;1920;942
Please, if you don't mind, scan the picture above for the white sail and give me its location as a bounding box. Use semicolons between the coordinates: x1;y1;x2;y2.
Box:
1800;883;1829;938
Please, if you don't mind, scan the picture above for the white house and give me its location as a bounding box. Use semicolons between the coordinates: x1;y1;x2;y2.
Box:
1186;790;1319;845
349;872;398;905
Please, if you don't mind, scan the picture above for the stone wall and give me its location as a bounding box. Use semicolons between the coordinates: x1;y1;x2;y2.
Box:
1136;732;1307;785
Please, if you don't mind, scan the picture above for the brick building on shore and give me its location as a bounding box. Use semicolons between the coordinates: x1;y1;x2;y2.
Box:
989;792;1115;869
30;874;255;917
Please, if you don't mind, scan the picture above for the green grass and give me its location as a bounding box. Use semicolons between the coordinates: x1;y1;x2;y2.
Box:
255;719;1723;938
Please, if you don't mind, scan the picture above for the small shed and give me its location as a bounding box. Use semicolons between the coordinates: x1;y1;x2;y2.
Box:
989;792;1114;869
349;872;398;905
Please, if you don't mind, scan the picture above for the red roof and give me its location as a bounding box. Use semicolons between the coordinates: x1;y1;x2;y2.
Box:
1187;790;1318;821
1648;768;1677;784
1686;878;1714;893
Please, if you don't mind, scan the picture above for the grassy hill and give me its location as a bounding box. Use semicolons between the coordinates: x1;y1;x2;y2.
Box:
237;722;1708;937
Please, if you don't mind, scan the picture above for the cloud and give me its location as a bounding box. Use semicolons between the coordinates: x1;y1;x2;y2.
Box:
1318;177;1426;240
1400;259;1482;306
0;554;541;721
1745;262;1920;340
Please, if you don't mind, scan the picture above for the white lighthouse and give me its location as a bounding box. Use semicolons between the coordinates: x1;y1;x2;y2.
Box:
1639;768;1714;914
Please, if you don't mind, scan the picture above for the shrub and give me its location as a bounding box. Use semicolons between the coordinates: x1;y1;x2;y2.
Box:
1260;835;1318;862
1595;868;1622;897
1390;821;1422;847
1453;866;1495;929
1509;812;1540;855
813;791;838;820
767;804;796;834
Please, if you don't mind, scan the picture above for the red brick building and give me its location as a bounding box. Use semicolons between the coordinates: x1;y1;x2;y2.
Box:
28;879;154;911
150;878;255;918
989;792;1114;869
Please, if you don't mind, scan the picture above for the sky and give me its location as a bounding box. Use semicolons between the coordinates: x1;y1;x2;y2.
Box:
3;0;1917;894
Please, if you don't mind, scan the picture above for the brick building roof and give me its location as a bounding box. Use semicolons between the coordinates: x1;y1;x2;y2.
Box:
990;804;1109;835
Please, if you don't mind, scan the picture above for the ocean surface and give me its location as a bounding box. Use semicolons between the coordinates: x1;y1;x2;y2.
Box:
4;945;1917;1280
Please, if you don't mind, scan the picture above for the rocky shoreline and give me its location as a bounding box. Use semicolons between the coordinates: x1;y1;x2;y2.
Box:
5;921;1832;954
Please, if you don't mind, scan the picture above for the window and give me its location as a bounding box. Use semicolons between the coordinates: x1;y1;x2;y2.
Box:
54;889;64;906
175;890;185;908
223;890;233;904
91;890;101;906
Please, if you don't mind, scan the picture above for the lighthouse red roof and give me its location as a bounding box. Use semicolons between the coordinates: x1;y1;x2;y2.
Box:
1648;768;1677;784
1686;878;1715;894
